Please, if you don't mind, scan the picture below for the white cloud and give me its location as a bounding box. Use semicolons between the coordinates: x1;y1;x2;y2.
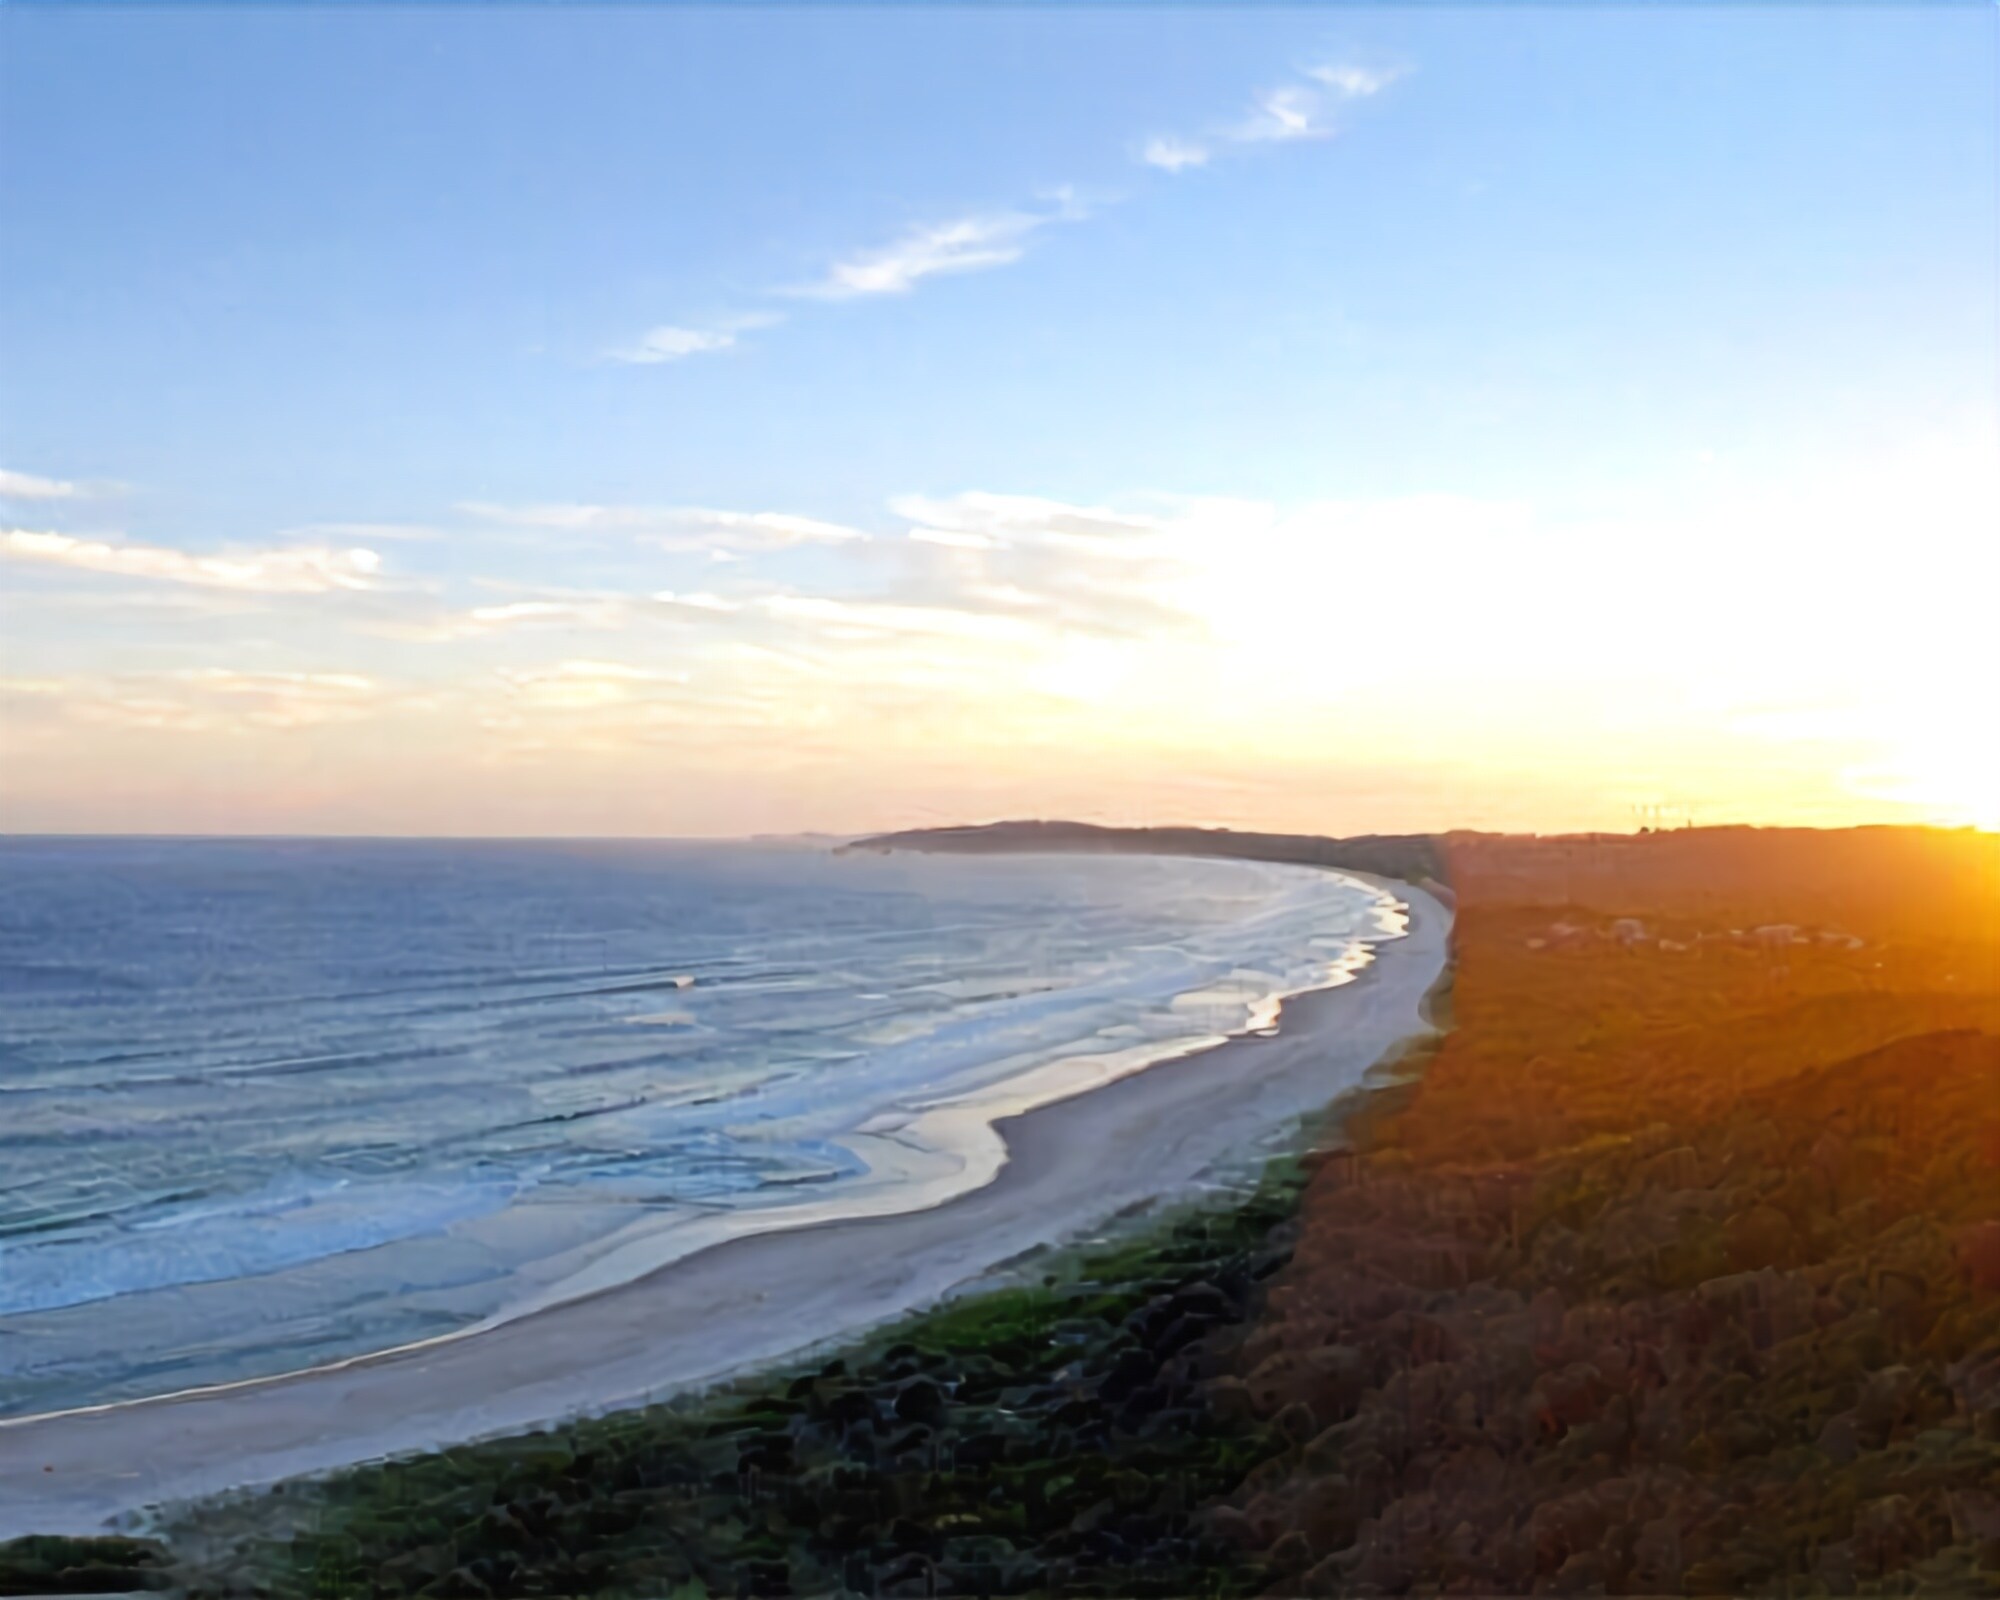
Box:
1138;57;1405;174
884;491;1194;639
607;312;783;365
652;589;741;612
1307;62;1403;99
655;508;869;550
1140;136;1210;173
788;203;1082;301
466;599;628;629
380;585;756;643
457;502;636;533
908;526;1001;551
0;468;81;501
1231;85;1329;145
3;669;396;732
371;595;636;643
760;593;1032;643
282;521;442;543
892;491;1158;547
619;326;733;362
458;502;868;551
439;490;1189;655
177;668;380;701
0;528;384;593
497;659;689;710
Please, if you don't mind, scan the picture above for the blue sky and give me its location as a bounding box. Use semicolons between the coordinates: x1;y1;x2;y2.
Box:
2;6;1995;835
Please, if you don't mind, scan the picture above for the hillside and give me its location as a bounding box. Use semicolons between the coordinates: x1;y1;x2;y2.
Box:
842;821;1448;891
8;824;1993;1598
1212;828;2000;1595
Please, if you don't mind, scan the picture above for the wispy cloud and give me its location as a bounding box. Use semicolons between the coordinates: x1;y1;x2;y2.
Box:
654;508;869;550
169;669;388;727
0;468;82;501
887;491;1193;640
458;502;868;551
606;312;783;366
0;529;384;593
368;593;637;643
496;659;689;710
652;589;742;613
609;200;1087;360
378;584;752;644
893;491;1159;548
791;212;1039;300
1139;136;1210;173
465;598;632;631
380;486;1196;671
1306;62;1404;99
760;592;1033;644
605;53;1402;371
1;669;397;733
1141;56;1407;174
280;521;442;543
788;193;1089;301
1231;85;1329;145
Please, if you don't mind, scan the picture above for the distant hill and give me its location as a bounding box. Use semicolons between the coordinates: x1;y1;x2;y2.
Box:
1440;822;2000;937
843;820;2000;938
839;819;1450;888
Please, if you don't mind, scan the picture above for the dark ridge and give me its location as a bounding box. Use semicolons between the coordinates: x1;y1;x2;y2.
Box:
838;820;1450;889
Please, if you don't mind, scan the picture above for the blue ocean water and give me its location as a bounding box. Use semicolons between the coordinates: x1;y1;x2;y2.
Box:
0;838;1396;1414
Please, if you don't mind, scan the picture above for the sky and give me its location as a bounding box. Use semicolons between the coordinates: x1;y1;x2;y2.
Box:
2;5;1995;838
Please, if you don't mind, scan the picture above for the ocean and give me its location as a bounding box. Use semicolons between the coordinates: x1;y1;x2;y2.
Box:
0;837;1400;1416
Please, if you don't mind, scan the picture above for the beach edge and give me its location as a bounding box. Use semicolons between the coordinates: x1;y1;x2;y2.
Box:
0;873;1450;1538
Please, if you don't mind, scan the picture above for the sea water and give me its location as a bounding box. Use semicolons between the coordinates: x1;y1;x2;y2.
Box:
0;837;1398;1415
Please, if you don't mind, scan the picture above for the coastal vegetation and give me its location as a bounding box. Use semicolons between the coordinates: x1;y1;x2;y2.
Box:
130;1148;1324;1598
840;823;1449;898
1210;828;2000;1596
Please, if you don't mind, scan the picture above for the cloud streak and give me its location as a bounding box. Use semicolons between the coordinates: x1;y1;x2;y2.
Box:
886;491;1195;641
609;52;1402;369
788;193;1088;301
606;313;783;365
1232;85;1328;145
281;521;442;543
457;502;869;551
376;584;751;644
1307;62;1404;99
0;529;385;593
1143;58;1407;174
2;669;395;733
496;659;689;710
790;212;1041;300
369;487;1199;667
1139;136;1210;173
0;468;82;501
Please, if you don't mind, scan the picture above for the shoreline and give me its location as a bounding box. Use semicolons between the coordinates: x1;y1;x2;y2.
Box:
0;863;1394;1422
0;873;1449;1539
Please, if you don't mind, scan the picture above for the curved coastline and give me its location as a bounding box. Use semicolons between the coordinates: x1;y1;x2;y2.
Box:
0;863;1395;1419
451;863;1407;1336
0;872;1449;1539
0;851;1381;1367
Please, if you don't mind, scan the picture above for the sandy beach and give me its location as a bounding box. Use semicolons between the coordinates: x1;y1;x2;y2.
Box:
0;874;1449;1539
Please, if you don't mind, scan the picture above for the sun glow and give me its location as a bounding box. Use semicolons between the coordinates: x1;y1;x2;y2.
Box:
1849;719;2000;832
5;427;1993;837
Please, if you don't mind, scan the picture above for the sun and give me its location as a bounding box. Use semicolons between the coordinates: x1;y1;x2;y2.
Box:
1847;720;2000;832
